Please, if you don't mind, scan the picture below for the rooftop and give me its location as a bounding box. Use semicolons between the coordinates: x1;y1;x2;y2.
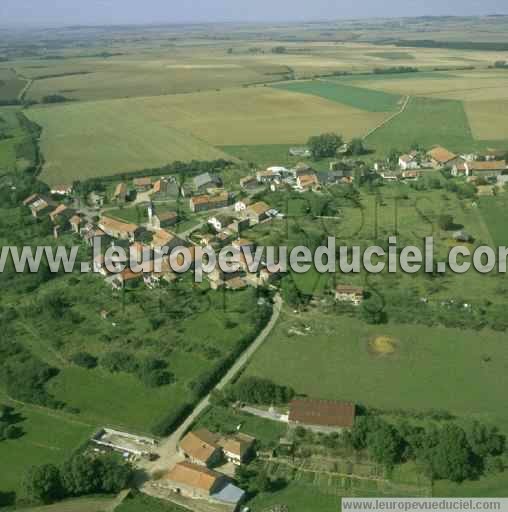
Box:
180;429;220;464
289;398;356;429
165;461;221;492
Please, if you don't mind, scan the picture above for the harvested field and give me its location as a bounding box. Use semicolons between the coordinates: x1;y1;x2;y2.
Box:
28;87;389;183
465;100;508;140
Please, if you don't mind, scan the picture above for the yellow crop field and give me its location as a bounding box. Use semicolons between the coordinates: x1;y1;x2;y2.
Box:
465;100;508;140
28;87;390;184
345;70;508;102
27;101;233;185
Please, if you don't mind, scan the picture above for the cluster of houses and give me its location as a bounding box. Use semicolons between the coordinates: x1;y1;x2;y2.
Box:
158;397;356;509
156;429;256;510
377;145;507;184
242;163;324;193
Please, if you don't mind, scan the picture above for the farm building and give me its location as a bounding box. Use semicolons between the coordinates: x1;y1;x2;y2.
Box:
398;152;419;170
190;192;230;213
179;429;222;467
245;201;271;224
240;175;258;190
98;217;140;241
193;172;222;192
164;462;226;498
113;183;128;202
427;146;461;169
91;428;156;458
464;160;507;177
111;268;144;289
50;184;73;196
296;173;320;192
289;146;311;157
289;398;356;432
133;177;152;191
335;285;364;306
24;194;53;218
163;462;246;509
218;433;256;466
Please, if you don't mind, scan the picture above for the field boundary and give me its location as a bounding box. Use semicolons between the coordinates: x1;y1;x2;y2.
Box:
363;95;410;140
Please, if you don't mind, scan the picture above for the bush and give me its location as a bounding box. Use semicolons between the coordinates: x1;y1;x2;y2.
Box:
70;352;98;369
101;352;139;373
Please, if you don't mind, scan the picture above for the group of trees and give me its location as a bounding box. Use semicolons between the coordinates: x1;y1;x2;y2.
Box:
307;133;343;159
347;415;505;481
0;405;23;442
373;66;418;74
307;133;368;159
100;352;175;388
0;329;63;410
227;376;295;405
24;454;133;505
41;94;71;104
235;464;285;496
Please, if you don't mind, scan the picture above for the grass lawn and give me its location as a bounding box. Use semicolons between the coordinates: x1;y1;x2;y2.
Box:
433;472;508;497
243;311;508;432
48;368;194;435
0;402;93;498
193;405;287;449
479;195;508;247
273;80;403;112
116;492;188;512
249;482;339;512
17;496;116;512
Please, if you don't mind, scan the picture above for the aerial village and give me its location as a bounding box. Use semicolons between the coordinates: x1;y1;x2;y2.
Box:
16;143;508;510
21;143;508;297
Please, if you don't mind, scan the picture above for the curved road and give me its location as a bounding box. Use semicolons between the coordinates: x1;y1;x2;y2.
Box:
141;293;283;476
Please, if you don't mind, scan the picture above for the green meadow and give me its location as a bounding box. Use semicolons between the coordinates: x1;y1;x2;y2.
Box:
273;80;402;112
0;402;93;498
244;311;508;430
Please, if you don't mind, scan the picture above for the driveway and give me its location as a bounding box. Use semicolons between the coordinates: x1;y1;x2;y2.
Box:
139;293;283;476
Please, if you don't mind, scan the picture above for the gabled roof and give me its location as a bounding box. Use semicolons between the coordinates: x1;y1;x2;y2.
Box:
49;204;68;220
152;229;176;247
114;183;127;197
194;173;219;189
289;398;356;428
191;195;210;206
165;462;221;492
336;285;364;295
466;160;506;171
23;193;40;206
99;216;139;234
248;201;270;216
180;429;220;464
133;177;152;187
428;146;457;164
219;433;255;458
156;211;178;222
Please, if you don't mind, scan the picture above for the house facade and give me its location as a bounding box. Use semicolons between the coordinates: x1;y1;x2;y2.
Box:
335;285;364;305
